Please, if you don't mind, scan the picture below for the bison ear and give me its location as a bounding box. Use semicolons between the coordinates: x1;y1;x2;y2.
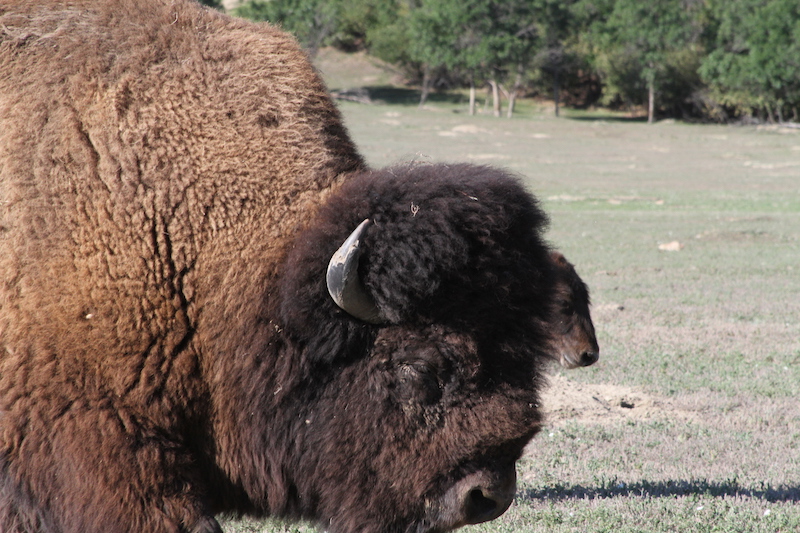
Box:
549;250;568;266
326;219;384;324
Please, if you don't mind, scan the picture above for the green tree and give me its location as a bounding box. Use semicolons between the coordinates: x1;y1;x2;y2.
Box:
700;0;800;122
234;0;341;58
408;0;539;116
594;0;704;123
483;0;539;117
407;0;464;107
329;0;412;52
364;2;416;67
532;0;579;117
198;0;224;10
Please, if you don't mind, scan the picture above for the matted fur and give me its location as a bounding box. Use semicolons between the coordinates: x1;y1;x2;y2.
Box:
1;2;560;532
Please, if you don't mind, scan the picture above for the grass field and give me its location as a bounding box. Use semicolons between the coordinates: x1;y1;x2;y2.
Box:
221;53;800;532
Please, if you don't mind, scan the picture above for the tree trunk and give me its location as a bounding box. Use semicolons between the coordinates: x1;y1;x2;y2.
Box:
498;84;513;117
488;79;501;117
647;81;655;124
469;75;476;116
507;92;516;118
506;64;524;119
419;65;432;108
553;68;560;118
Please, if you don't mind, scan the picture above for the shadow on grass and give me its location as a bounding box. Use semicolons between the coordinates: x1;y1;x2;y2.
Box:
566;115;648;123
332;86;468;107
520;479;800;503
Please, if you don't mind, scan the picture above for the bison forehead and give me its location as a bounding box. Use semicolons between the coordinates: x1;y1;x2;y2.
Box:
355;166;552;324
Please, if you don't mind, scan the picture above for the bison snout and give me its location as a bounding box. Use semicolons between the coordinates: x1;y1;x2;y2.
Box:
462;485;513;524
559;343;600;369
579;349;599;367
440;467;516;527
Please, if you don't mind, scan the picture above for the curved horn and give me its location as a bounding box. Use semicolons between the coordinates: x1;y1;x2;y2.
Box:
326;219;383;324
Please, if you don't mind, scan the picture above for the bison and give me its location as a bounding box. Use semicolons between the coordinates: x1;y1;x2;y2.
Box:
0;1;595;532
545;252;599;369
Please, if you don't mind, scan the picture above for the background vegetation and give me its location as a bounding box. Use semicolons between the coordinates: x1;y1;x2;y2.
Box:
230;0;800;123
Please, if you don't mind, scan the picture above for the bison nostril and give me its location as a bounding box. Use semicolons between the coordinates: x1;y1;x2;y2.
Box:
468;488;498;516
580;351;599;366
463;487;510;524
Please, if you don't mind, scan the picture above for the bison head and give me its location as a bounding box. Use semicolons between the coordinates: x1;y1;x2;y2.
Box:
545;251;599;369
268;163;558;532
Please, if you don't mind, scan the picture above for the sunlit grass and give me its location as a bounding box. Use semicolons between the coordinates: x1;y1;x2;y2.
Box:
221;51;800;532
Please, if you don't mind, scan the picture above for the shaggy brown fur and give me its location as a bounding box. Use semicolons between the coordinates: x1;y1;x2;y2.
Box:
544;252;600;369
1;2;568;533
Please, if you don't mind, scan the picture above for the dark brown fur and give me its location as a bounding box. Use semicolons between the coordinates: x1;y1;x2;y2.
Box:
545;252;599;369
1;2;563;532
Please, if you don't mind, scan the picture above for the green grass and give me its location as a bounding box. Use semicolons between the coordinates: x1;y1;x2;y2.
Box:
221;51;800;532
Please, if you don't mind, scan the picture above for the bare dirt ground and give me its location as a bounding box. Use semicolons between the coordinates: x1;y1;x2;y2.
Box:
540;374;697;427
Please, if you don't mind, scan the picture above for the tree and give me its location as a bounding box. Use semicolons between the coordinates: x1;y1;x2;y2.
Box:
531;0;578;117
198;0;224;9
234;0;341;58
235;0;418;61
594;0;703;123
483;0;539;117
407;0;489;108
700;0;800;122
407;0;540;116
364;3;416;67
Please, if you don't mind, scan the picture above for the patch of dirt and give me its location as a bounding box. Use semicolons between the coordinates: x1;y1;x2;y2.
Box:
438;124;490;137
451;124;486;134
657;240;684;251
540;375;700;427
693;229;777;242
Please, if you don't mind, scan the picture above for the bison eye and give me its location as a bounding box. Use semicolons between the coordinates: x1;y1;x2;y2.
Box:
395;362;442;405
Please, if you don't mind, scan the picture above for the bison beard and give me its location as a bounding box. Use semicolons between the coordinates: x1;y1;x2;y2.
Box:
1;1;567;533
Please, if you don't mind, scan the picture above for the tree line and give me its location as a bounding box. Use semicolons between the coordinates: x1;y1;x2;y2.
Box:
228;0;800;123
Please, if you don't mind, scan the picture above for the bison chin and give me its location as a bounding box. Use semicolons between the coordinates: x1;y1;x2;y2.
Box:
320;464;520;533
326;468;519;533
285;325;542;533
